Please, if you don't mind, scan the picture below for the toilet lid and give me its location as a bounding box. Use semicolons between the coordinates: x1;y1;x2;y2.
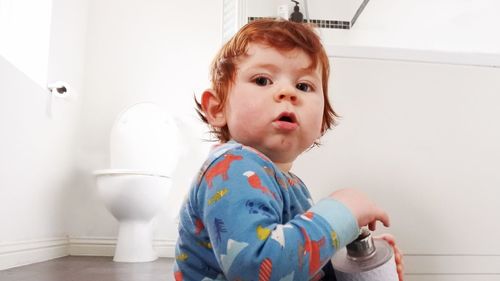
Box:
109;102;179;177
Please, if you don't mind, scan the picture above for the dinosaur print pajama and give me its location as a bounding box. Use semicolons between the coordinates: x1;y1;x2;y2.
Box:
174;141;359;280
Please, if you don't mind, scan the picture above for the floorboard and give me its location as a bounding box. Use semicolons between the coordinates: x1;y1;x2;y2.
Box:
0;256;175;281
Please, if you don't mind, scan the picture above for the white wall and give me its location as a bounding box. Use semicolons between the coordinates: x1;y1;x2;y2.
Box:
0;0;88;269
295;1;500;279
0;0;52;87
1;0;222;269
294;58;500;280
68;0;222;254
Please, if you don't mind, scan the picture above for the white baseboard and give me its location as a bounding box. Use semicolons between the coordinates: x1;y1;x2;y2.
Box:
2;237;499;278
0;236;176;271
68;236;176;258
405;254;500;274
0;237;69;270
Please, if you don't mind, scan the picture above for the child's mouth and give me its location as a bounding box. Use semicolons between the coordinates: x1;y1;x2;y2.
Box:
273;112;298;131
279;116;294;122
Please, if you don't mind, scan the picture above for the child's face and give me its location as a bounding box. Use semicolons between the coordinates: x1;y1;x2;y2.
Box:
223;43;324;168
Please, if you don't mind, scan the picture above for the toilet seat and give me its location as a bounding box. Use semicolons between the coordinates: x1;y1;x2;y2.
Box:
109;102;179;177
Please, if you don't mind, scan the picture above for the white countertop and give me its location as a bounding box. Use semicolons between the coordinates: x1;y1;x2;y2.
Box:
320;0;500;67
325;44;500;67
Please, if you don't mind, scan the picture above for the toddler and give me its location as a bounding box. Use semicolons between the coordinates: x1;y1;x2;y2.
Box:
174;19;403;281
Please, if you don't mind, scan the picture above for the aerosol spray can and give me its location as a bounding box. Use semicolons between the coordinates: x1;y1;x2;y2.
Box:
331;228;398;281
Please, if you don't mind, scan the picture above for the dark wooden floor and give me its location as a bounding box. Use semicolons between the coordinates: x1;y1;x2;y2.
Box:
0;256;175;281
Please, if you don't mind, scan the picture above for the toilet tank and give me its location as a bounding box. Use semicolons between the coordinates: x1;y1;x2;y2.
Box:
109;102;179;177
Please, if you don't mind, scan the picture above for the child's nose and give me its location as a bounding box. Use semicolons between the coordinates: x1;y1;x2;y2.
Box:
274;87;298;103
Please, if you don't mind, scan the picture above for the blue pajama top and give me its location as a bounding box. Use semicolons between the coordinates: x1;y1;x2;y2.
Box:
174;141;359;281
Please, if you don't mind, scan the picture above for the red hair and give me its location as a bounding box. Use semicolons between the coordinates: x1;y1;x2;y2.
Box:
196;19;338;142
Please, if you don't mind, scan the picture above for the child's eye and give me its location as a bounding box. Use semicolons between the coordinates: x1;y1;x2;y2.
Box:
254;76;272;86
296;83;313;92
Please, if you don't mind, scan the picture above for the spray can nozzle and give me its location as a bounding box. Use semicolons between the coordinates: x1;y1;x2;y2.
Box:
346;228;377;260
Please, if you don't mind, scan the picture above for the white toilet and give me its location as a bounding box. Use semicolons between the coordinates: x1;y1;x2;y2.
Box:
94;102;179;262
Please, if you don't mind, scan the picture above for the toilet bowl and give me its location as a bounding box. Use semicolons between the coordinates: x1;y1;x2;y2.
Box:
94;102;179;262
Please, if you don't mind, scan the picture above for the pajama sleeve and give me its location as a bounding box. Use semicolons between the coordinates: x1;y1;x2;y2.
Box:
197;147;359;280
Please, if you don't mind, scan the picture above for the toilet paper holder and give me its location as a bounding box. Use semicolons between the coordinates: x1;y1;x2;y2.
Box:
47;81;71;97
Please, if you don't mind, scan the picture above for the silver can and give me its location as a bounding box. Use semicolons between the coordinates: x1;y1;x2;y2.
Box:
331;228;398;281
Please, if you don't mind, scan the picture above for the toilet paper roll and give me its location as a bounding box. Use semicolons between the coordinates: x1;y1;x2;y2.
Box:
334;255;398;281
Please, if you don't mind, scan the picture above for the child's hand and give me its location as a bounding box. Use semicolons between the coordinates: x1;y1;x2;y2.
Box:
330;188;390;230
376;233;405;281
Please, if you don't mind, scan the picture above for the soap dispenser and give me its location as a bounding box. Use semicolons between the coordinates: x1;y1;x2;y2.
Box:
289;0;303;23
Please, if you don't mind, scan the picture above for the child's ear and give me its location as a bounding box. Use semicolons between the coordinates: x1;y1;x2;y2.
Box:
201;89;227;127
